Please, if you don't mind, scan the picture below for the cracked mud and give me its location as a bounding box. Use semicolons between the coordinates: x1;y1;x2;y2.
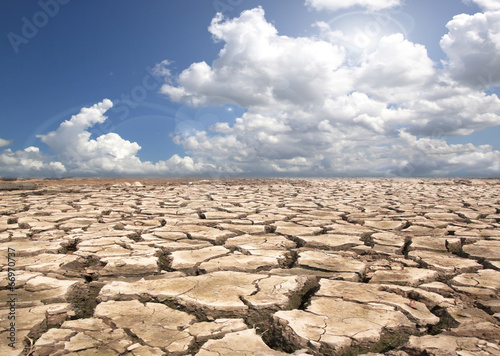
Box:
1;178;500;355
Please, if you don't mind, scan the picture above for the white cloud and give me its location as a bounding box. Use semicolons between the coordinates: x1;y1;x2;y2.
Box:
316;25;492;141
305;0;401;12
441;8;500;88
35;100;146;175
403;85;500;136
470;0;500;11
153;60;173;79
36;99;217;176
390;130;500;177
0;138;12;148
160;7;347;108
157;6;500;177
0;146;66;177
0;100;216;177
3;6;500;178
356;34;436;95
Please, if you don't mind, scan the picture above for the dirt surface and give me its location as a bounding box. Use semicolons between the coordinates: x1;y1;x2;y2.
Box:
1;178;499;355
24;177;309;187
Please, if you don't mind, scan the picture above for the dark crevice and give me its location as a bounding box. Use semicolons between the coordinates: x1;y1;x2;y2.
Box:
122;327;144;345
154;296;210;323
127;231;144;242
481;259;500;271
476;300;498;315
361;232;374;247
456;212;472;224
280;250;299;269
67;281;105;319
401;236;413;258
265;224;277;233
60;239;79;254
157;250;173;272
427;307;460;335
21;321;50;356
461;252;499;271
359;328;415;355
401;220;412;230
298;283;320;311
362;275;372;283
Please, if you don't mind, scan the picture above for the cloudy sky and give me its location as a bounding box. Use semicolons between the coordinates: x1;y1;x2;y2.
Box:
1;0;499;178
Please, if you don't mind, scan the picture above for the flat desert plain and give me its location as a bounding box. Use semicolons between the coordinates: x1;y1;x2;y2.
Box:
1;178;500;355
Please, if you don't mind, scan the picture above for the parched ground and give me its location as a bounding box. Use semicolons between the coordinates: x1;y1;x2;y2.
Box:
1;178;499;355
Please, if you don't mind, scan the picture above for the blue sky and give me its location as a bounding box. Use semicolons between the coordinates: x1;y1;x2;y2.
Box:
1;0;499;177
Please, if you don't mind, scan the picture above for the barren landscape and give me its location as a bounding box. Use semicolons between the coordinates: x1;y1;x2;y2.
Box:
1;178;500;355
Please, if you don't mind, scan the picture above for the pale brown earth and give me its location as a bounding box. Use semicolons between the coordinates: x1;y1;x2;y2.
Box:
1;177;500;355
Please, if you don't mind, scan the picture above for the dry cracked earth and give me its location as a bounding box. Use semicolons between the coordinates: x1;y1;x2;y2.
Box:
1;178;500;356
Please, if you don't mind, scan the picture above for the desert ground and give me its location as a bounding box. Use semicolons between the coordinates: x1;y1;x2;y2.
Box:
1;178;499;355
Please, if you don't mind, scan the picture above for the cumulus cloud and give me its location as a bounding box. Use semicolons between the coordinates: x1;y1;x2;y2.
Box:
36;99;216;176
305;0;401;12
356;34;436;94
160;7;346;108
469;0;500;11
441;7;500;88
157;6;500;177
173;115;500;177
0;146;66;177
0;100;215;177
3;5;500;178
0;138;13;148
389;130;500;177
38;100;144;173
